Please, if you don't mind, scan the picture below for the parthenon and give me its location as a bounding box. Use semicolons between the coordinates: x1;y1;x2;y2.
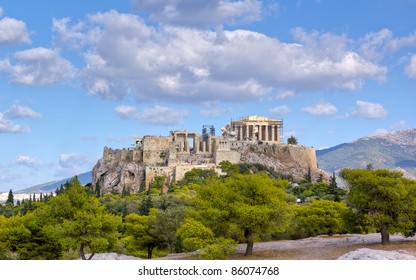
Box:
222;115;283;143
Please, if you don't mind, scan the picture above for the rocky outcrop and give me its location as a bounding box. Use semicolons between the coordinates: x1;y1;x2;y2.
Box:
239;144;328;181
92;147;145;195
92;142;324;195
337;248;416;260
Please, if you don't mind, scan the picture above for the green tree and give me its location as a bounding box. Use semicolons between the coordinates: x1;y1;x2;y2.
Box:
292;200;347;238
123;211;162;259
340;168;416;244
6;189;14;205
190;173;290;255
39;177;122;259
150;208;184;253
287;135;298;145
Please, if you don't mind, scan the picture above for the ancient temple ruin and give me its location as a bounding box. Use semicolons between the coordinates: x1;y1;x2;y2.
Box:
93;115;317;193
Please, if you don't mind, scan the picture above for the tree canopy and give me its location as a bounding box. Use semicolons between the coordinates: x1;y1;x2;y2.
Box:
189;172;290;255
340;168;416;244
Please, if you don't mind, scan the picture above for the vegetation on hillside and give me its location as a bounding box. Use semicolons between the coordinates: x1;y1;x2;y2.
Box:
2;163;416;259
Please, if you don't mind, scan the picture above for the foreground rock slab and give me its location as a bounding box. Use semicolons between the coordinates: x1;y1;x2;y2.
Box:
337;248;416;260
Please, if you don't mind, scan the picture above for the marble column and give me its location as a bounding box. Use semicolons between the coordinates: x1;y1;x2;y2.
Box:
265;125;269;142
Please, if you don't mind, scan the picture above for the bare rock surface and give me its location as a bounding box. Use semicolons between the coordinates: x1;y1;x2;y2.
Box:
85;253;140;260
337;248;416;260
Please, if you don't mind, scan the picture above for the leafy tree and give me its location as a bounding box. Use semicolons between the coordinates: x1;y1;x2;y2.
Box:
38;177;122;259
218;161;240;177
6;189;14;205
291;200;348;238
150;208;184;253
123;211;163;259
287;135;298;145
3;213;63;259
340;168;416;244
176;218;215;252
190;173;290;255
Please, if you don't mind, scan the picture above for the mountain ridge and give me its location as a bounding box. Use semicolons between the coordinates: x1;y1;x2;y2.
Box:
317;128;416;179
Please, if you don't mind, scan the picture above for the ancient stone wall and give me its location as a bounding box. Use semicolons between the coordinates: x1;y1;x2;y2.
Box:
142;136;171;165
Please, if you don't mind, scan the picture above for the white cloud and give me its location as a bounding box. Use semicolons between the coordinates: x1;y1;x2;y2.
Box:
274;90;294;100
269;105;291;116
13;156;42;170
4;104;41;119
57;153;96;177
302;100;338;116
69;11;386;103
130;0;262;27
0;112;30;134
405;54;416;79
350;100;388;119
200;106;233;117
52;17;86;49
0;17;30;44
0;48;76;85
392;120;407;131
137;105;188;125
359;29;416;62
114;105;138;119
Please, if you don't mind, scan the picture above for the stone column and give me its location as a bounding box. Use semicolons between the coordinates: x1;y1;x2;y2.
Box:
245;124;249;140
258;125;262;141
265;125;269;142
202;141;207;153
239;125;242;141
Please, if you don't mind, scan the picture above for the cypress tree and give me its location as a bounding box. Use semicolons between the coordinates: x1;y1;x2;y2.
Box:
6;189;14;204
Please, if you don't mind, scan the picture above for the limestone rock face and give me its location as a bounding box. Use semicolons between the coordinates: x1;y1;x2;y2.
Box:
92;147;145;195
338;248;416;260
239;144;328;181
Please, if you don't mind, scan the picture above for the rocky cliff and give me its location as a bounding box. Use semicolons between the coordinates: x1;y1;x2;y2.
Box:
92;143;323;195
92;147;145;195
239;144;327;181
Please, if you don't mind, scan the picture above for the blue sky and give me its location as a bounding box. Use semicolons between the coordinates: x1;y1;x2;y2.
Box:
1;0;415;192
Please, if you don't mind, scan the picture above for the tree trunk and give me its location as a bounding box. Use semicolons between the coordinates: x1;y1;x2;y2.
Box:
380;223;390;244
88;253;95;260
147;246;153;259
79;243;86;260
244;229;254;256
245;241;254;256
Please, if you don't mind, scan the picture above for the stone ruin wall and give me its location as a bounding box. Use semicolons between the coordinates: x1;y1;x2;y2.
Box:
142;136;171;165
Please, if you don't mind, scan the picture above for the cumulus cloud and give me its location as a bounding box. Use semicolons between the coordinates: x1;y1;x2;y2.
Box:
0;17;30;44
274;90;294;100
52;17;86;49
0;105;40;134
350;100;388;119
302;100;338;116
405;54;416;79
4;104;41;119
0;48;76;85
137;105;188;125
269;105;291;116
65;10;387;103
130;0;262;27
359;29;416;62
13;156;42;170
200;105;233;117
57;153;96;177
0;112;30;134
114;105;138;119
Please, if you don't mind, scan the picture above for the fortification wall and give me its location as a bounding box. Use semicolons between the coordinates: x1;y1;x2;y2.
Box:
214;149;241;165
142;136;171;165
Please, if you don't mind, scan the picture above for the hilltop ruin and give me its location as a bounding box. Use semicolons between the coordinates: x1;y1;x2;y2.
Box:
92;116;319;195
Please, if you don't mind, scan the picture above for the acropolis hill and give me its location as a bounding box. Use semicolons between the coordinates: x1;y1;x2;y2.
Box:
92;116;321;195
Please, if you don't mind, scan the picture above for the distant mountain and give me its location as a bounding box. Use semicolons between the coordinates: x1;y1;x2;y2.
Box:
317;129;416;179
14;171;92;194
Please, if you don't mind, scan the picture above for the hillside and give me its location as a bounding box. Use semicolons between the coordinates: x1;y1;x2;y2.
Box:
14;171;92;194
317;129;416;178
